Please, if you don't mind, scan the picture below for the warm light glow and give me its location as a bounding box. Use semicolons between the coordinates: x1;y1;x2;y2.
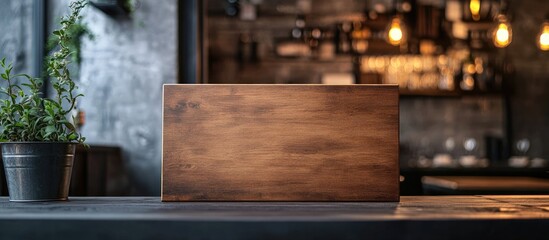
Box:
386;16;406;46
540;32;549;50
389;28;403;42
496;24;509;43
537;22;549;51
492;15;512;48
470;0;481;21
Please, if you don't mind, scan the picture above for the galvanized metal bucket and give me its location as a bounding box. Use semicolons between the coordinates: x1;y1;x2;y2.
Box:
1;142;76;202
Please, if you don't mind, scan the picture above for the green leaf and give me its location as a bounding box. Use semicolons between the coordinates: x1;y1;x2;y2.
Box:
67;132;78;141
63;121;76;131
21;83;33;89
14;73;32;79
45;125;56;134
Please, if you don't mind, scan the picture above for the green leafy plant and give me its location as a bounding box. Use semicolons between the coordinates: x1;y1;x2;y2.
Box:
46;21;94;66
0;0;87;143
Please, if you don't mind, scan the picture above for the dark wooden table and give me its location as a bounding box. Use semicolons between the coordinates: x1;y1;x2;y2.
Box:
1;196;549;240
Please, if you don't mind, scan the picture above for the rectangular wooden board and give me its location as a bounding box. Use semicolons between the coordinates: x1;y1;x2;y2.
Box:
162;84;399;201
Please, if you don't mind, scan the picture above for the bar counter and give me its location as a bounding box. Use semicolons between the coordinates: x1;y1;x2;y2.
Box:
1;196;549;240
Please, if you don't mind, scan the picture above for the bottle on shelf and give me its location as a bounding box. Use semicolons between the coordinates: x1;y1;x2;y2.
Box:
351;21;371;54
275;15;311;58
335;22;352;54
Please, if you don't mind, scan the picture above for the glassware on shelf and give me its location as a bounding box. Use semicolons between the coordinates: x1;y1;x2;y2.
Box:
416;155;432;168
432;137;455;168
351;22;371;54
516;138;530;154
508;138;530;168
336;22;352;54
507;139;548;168
530;158;548;168
359;54;466;92
433;154;453;168
459;138;480;167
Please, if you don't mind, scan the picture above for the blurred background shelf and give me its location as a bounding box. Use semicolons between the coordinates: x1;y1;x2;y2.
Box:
400;166;549;195
400;89;504;97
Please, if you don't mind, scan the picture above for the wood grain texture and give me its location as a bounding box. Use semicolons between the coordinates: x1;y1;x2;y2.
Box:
162;84;399;201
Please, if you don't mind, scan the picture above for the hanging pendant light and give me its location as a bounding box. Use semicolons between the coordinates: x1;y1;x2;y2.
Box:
537;19;549;51
492;14;512;48
469;0;481;21
385;0;407;47
386;15;406;46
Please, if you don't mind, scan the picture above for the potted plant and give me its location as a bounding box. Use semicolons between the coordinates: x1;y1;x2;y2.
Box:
0;0;87;202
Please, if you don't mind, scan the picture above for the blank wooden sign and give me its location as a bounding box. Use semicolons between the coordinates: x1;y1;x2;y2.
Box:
162;84;399;202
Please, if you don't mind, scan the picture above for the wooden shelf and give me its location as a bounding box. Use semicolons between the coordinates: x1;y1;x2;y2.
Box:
399;89;503;98
400;89;460;97
261;56;353;64
401;166;549;176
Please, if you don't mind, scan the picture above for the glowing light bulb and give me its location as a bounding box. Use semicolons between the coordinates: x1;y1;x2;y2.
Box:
389;27;402;42
537;22;549;51
496;24;509;42
470;0;481;21
386;16;406;46
492;15;512;48
540;32;549;50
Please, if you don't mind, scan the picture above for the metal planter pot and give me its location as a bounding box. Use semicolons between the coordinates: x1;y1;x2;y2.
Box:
1;142;76;202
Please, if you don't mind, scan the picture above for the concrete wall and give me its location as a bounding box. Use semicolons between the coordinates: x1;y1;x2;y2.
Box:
48;0;177;195
80;1;177;195
0;0;33;77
